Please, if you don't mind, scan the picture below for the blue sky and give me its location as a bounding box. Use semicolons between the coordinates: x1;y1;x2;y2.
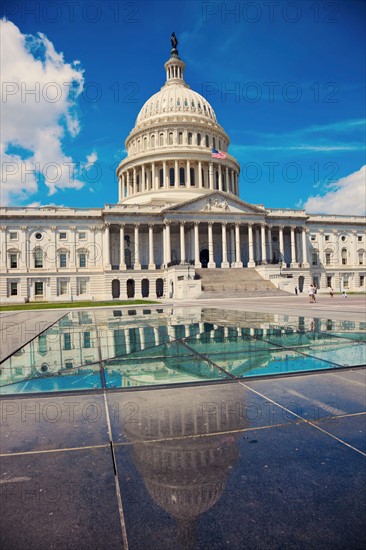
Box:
1;0;365;213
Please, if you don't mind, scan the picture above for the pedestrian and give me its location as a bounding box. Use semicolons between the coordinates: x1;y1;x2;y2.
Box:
313;284;317;303
328;286;334;298
308;285;314;303
295;286;298;295
343;291;348;299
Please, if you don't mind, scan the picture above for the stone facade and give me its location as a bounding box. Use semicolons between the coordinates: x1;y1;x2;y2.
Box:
1;45;365;303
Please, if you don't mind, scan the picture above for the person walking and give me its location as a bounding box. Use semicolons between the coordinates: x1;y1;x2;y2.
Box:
328;286;334;298
308;285;314;303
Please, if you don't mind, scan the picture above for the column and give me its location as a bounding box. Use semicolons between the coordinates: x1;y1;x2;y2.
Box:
180;223;186;263
148;225;155;269
187;160;191;186
302;227;309;267
152;162;157;191
174;160;178;187
225;167;229;192
290;226;298;268
134;224;141;269
261;224;267;263
208;222;215;268
127;171;131;196
165;222;171;265
103;224;111;269
279;226;284;264
198;161;203;188
119;224;126;270
209;162;214;190
221;222;229;268
230;226;235;266
140;164;146;193
267;226;273;263
194;222;201;267
218;164;222;191
235;223;243;267
163;161;167;188
248;223;255;267
133;168;137;194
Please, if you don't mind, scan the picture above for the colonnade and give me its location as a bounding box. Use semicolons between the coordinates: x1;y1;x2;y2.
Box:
118;161;239;199
103;221;309;270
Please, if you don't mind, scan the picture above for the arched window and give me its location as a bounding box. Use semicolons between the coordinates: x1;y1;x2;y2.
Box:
178;132;183;145
179;167;185;185
190;167;195;186
138;140;141;150
159;133;164;146
151;135;155;148
205;135;209;147
358;250;365;265
213;137;216;149
341;248;347;265
188;132;192;145
197;133;201;146
168;132;173;145
143;137;147;150
159;168;164;187
141;279;149;298
34;247;43;268
169;167;175;186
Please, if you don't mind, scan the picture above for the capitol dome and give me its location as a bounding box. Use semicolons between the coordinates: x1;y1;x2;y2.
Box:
116;36;240;206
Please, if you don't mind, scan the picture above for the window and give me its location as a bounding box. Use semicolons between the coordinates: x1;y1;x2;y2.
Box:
168;132;173;145
190;167;195;186
188;132;192;145
65;361;73;369
213;137;216;149
83;332;91;348
169;167;175;186
10;282;18;296
79;253;86;268
197;133;201;146
34;248;43;268
325;253;331;265
312;253;318;266
179;167;185;185
159;168;164;187
360;275;365;287
341;248;347;265
10;254;17;269
59;253;67;268
59;232;67;240
35;232;42;240
9;232;17;240
311;235;316;241
35;282;44;296
205;135;209;147
325;235;330;241
159;133;164;146
59;280;68;295
79;232;86;240
64;333;71;350
151;135;155;148
78;279;87;295
343;275;349;289
358;235;363;242
341;235;346;241
358;251;365;265
326;276;332;288
178;132;183;145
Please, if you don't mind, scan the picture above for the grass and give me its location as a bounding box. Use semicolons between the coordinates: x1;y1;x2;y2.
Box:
0;300;158;312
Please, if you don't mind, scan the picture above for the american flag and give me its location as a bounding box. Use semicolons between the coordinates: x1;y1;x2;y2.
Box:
211;148;226;159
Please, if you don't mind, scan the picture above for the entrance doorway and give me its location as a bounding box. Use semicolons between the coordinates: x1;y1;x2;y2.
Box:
156;278;164;298
127;279;135;298
200;248;209;268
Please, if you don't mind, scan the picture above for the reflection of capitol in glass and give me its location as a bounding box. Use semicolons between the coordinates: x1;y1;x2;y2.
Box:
0;307;362;389
122;385;248;548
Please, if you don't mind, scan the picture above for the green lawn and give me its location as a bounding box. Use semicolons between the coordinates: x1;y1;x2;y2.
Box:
0;300;158;312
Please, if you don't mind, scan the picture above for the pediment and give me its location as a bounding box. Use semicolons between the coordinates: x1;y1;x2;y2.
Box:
164;192;266;215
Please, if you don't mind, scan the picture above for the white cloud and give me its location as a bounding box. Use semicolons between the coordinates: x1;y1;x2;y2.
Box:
303;165;366;215
0;19;94;205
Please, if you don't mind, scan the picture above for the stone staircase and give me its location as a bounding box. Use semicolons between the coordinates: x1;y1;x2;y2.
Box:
195;268;290;297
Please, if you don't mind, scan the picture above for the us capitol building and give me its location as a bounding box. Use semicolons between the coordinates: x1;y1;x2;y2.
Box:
1;36;365;303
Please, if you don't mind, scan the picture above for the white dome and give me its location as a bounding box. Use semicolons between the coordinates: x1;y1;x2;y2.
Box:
135;84;217;127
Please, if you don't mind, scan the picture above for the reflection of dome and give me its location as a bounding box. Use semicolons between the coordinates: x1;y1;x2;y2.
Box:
123;385;247;547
